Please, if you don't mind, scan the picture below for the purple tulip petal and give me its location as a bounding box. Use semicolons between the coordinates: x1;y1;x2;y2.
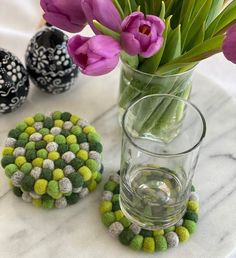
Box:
88;35;121;58
146;15;165;34
121;32;140;56
68;35;90;55
83;55;119;76
121;12;144;31
140;37;164;58
223;26;236;64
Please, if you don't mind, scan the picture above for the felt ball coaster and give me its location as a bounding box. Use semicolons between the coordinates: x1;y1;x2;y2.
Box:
99;172;199;253
1;111;103;209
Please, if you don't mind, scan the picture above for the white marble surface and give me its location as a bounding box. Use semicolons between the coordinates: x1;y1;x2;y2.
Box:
0;1;236;258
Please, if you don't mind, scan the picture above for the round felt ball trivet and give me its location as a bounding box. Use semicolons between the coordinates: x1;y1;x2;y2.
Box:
1;111;103;209
100;172;200;253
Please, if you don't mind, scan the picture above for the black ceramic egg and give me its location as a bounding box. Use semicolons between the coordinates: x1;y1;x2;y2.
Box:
0;48;29;114
25;26;78;94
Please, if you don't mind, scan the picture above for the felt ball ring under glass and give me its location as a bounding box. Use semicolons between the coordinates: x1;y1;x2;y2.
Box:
120;94;206;230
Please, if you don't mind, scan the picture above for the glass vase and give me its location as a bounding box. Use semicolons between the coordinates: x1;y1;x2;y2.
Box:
118;61;194;143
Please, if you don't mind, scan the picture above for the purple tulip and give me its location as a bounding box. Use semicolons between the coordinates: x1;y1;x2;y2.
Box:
81;0;122;34
120;12;165;58
223;24;236;64
67;35;121;76
40;0;87;33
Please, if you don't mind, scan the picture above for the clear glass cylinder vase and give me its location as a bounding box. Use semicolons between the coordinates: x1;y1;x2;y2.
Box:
118;61;194;143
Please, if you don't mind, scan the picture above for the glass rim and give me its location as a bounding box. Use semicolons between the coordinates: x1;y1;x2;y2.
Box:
122;94;207;157
120;56;196;78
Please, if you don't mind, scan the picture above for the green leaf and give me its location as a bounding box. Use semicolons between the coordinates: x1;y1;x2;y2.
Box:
206;0;224;27
112;0;125;19
165;0;176;16
159;1;166;20
161;24;181;64
93;20;120;40
120;52;139;69
139;15;172;74
206;1;236;39
182;0;213;51
179;0;196;33
157;34;224;74
149;0;162;15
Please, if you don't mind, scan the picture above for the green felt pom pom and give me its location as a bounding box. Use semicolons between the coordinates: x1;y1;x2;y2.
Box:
140;229;153;237
104;181;117;192
119;216;131;228
57;144;68;155
66;193;79;205
90;141;103;153
102;212;116;226
88;132;101;143
143;237;155;253
70;158;84;170
183;220;197;234
153;229;164;236
112;194;119;202
25;142;35;150
52;111;62;120
61;129;70;138
183;211;198;223
25;149;37;162
19;132;29;141
32;199;42;207
37;149;48;159
54;159;66;169
112;201;121;212
16;122;28;132
34;113;45;122
15;140;27;148
39;128;50;136
175;226;190;242
47;180;62;199
13;187;23;197
44;117;54;129
71;126;82;136
42;195;54;209
95;172;102;183
155;235;167;252
130;235;144;250
164;226;175;234
20;163;32;174
21;175;35;192
40;168;53;181
8;129;21;139
5;164;18;177
187;201;199;213
67;172;84;188
86;159;98;172
55;135;66;145
119;229;135;246
1;155;15;168
99;201;112;214
69;143;80;154
88;180;97;192
61;112;71;121
191;185;195;192
77;133;87;143
35;140;47;150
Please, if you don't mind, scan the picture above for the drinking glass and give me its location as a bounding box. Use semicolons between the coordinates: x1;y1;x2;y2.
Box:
119;94;206;230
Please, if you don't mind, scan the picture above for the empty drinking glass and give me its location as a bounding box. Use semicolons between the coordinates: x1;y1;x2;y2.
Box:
119;94;206;230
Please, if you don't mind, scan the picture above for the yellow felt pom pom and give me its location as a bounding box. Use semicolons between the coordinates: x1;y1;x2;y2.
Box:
34;179;48;195
24;117;35;126
66;135;77;144
115;210;124;220
88;180;97;192
54;120;64;128
143;237;155;253
83;125;96;134
2;147;14;156
32;199;42;207
25;127;36;135
79;166;92;181
44;134;55;143
77;150;88;161
32;158;44;167
153;229;164;236
48;151;60;161
53;169;64;180
15;156;27;167
70;115;79;125
187;201;199;213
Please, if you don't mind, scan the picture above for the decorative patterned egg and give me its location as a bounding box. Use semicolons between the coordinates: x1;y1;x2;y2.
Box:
25;26;78;94
0;48;29;114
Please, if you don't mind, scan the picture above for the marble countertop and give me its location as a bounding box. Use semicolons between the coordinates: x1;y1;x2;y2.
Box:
0;68;236;258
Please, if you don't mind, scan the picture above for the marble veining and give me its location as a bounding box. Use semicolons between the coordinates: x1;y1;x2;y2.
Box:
0;69;235;258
